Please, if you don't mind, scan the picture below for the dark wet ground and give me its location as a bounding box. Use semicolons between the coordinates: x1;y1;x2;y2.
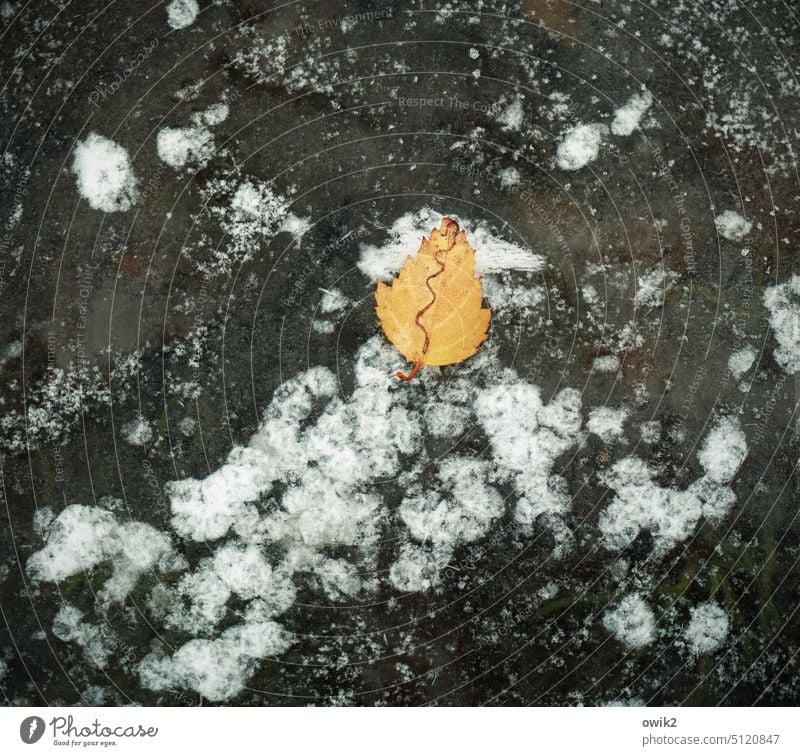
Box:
0;0;798;706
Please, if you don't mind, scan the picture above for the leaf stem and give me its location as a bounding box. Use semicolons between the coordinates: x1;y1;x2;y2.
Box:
395;248;446;382
396;359;423;382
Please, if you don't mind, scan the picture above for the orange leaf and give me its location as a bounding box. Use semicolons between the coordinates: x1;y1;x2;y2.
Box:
375;217;491;381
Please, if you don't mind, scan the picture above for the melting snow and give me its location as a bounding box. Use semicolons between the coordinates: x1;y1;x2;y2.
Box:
22;195;758;700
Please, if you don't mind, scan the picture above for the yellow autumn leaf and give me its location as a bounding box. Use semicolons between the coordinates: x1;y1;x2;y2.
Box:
375;217;491;381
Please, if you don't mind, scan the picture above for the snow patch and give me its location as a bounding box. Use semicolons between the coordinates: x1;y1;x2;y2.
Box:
156;103;228;169
72;133;139;212
476;378;582;532
599;416;746;553
611;90;653;136
715;210;752;242
763;275;800;374
684;601;729;655
587;406;629;443
166;0;199;30
728;346;756;380
639;420;661;443
635;267;674;309
498;100;524;131
27;504;180;605
140;621;292;702
53;605;115;667
556;124;606;171
122;417;153;447
697;416;748;484
593;355;620;373
357;207;544;282
319;288;349;314
603;594;656;649
390;457;504;591
498;166;521;188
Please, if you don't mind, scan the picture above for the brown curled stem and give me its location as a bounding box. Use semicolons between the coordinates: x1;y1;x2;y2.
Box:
396;359;423;382
396;249;446;382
